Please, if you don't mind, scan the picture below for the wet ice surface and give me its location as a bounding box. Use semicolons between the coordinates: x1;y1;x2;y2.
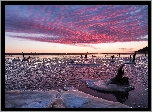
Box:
5;55;148;108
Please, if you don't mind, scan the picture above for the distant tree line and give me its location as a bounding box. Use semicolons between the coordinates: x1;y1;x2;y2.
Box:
136;46;148;53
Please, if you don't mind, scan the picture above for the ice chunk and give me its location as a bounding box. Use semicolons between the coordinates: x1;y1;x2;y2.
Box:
83;79;135;92
61;89;131;108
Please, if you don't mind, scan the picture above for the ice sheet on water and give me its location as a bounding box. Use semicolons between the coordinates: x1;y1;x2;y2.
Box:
83;79;135;92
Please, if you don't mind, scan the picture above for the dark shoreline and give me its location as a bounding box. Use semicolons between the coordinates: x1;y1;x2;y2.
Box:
5;52;145;55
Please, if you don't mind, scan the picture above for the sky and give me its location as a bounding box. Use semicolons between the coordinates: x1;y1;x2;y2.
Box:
5;5;148;53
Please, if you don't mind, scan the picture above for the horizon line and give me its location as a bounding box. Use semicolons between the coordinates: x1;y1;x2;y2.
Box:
5;52;145;55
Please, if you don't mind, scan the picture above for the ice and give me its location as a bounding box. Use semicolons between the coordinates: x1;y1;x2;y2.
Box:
83;79;135;92
62;94;87;108
22;101;50;108
5;90;58;108
6;88;131;108
61;89;130;108
124;61;136;64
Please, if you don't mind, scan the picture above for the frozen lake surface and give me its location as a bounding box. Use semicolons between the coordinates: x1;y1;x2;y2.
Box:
5;54;148;108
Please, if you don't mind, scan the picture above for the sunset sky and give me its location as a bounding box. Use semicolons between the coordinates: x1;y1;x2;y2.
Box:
5;5;148;53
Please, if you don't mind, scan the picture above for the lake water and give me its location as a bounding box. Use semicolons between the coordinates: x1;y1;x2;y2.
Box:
5;54;148;108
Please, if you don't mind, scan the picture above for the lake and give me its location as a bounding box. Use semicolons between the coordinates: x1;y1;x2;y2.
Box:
5;54;148;108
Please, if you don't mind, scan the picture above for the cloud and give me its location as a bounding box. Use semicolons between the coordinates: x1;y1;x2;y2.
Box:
5;5;148;45
73;43;101;49
5;32;59;39
119;48;134;51
119;48;126;51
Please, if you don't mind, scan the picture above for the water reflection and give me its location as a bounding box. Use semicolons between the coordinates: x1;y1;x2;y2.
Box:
91;88;130;104
113;92;129;103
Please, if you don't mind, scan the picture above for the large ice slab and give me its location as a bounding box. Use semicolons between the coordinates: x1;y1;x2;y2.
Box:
60;89;130;108
5;90;58;108
82;79;135;92
5;89;130;108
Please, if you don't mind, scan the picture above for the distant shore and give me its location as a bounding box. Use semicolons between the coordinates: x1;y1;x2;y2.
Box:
5;52;146;55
